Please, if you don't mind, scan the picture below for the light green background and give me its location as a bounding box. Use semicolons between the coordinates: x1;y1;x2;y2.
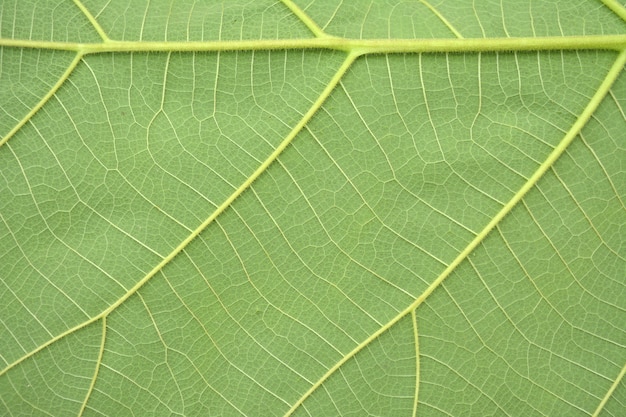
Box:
1;1;624;416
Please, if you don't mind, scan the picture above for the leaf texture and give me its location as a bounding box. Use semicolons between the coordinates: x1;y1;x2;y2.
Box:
1;1;625;416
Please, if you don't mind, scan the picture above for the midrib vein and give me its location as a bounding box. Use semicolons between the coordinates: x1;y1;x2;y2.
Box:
1;34;625;54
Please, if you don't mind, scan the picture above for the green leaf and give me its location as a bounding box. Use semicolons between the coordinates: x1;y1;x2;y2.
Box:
1;1;625;416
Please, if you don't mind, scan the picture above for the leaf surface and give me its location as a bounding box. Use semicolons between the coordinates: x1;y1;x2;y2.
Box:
1;1;625;416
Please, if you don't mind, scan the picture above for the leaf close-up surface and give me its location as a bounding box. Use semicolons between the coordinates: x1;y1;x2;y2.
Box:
1;0;625;416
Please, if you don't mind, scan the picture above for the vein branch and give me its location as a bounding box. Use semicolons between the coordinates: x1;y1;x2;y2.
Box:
409;48;626;311
72;0;110;42
0;50;361;379
0;53;83;147
601;0;626;22
419;0;464;38
280;0;329;38
592;361;626;417
283;45;626;417
78;317;106;416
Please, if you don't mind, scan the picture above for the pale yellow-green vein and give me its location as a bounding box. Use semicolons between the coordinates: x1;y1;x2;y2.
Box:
408;48;626;311
1;35;625;55
0;53;83;148
280;0;328;38
72;0;110;41
78;317;106;417
284;46;626;417
0;49;360;380
411;310;420;417
419;0;464;38
601;0;626;22
592;362;626;417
